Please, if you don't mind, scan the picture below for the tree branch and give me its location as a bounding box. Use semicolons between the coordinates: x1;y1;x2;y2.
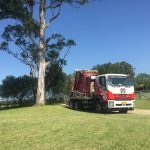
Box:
46;3;61;9
45;61;51;69
46;6;61;28
58;46;71;71
63;46;71;61
28;35;39;49
9;43;39;71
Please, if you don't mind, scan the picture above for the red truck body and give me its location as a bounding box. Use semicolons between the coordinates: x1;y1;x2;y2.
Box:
68;70;135;113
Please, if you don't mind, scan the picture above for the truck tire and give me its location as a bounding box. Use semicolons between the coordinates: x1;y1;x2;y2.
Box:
119;110;128;113
75;101;81;110
70;100;75;110
95;104;102;113
94;98;103;113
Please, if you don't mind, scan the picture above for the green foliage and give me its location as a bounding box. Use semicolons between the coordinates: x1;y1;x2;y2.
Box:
0;0;84;64
93;61;135;77
1;75;37;102
46;64;67;95
45;33;76;67
135;73;150;90
0;0;77;73
0;85;2;97
0;0;40;71
0;0;33;20
0;0;38;34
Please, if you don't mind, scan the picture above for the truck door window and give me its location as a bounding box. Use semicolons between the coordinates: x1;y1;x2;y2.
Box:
99;77;106;87
99;77;102;86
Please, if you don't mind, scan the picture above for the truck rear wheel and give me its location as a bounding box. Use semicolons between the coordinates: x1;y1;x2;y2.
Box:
75;101;81;110
70;100;75;110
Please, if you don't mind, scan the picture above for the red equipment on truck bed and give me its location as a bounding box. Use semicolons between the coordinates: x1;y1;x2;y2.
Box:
73;70;97;97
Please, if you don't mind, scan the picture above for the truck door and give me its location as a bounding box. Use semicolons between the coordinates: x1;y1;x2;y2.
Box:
98;76;107;101
99;76;106;88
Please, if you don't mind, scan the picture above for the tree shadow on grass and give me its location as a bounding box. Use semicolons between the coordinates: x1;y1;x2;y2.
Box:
0;101;65;111
46;101;64;105
0;103;35;111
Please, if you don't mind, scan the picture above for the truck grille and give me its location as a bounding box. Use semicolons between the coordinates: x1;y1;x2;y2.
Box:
114;94;132;100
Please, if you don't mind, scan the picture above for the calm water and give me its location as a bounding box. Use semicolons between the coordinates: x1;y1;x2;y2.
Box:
0;97;10;101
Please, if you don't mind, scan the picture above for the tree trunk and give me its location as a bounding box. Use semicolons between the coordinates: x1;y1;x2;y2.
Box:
36;0;46;105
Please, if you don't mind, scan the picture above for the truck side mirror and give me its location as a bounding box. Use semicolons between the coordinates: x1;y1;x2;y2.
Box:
90;76;96;82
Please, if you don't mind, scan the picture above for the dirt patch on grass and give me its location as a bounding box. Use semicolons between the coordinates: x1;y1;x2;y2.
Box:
129;109;150;115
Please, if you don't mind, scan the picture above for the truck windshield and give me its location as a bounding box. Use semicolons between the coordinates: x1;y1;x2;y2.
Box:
107;75;134;86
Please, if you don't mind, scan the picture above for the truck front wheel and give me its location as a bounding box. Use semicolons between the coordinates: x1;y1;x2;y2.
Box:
95;104;102;113
119;110;128;113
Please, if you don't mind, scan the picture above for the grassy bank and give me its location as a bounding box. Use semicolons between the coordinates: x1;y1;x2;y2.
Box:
0;105;150;150
135;99;150;110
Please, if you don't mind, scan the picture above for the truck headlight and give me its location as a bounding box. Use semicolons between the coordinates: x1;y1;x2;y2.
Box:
109;101;114;108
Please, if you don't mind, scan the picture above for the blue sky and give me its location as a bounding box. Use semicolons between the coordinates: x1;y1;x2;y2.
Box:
0;0;150;83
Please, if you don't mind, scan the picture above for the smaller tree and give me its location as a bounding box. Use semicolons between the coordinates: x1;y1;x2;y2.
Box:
46;64;67;96
135;73;150;90
1;75;37;103
0;85;2;97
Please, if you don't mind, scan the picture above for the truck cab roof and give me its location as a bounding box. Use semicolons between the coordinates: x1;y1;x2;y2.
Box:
97;74;127;77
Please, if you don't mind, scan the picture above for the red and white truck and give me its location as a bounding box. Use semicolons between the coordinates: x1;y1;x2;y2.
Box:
68;70;135;113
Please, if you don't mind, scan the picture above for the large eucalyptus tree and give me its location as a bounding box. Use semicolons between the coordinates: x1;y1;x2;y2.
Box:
0;0;88;105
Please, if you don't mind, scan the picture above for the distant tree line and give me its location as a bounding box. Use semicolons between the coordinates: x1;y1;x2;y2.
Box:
0;75;36;103
0;64;69;107
0;61;150;108
92;61;135;77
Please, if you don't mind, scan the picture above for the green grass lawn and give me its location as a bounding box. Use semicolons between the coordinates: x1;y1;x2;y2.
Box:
0;105;150;150
135;99;150;110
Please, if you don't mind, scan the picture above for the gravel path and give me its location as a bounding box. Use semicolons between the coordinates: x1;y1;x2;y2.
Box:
129;109;150;115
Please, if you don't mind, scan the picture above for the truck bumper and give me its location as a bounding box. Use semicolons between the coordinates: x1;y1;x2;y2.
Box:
106;100;135;111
